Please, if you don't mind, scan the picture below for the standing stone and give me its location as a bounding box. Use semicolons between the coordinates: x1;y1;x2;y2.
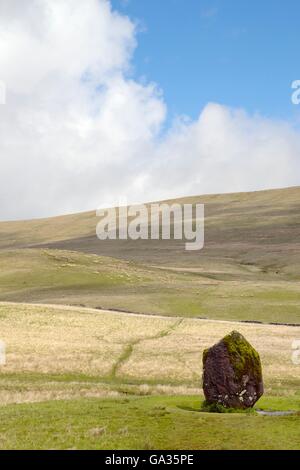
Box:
202;331;263;409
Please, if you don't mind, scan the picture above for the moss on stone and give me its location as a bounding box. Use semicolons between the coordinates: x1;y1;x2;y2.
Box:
223;330;262;381
202;348;209;365
201;400;255;414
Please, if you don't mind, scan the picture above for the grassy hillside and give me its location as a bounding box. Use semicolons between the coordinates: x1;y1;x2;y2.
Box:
0;187;300;323
0;249;300;323
0;302;298;449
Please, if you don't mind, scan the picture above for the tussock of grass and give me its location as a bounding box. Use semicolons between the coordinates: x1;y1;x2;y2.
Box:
200;400;255;414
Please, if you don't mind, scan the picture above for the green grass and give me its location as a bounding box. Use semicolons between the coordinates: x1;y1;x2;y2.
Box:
0;395;298;450
0;249;300;323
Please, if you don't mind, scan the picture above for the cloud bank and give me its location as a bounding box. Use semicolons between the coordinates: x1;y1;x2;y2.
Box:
0;0;299;220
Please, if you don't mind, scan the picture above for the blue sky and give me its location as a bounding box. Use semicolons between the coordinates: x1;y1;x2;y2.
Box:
1;0;300;219
112;0;300;123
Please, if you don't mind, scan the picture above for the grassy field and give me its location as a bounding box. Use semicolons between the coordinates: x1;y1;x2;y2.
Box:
0;302;299;449
0;187;299;449
0;248;299;324
0;302;299;399
0;395;299;450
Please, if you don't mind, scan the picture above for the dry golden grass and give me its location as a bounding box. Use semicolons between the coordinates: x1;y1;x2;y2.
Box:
0;302;174;376
121;318;299;387
0;302;299;404
0;386;121;406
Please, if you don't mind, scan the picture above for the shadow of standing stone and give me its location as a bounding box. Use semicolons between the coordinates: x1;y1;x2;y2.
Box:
202;331;264;409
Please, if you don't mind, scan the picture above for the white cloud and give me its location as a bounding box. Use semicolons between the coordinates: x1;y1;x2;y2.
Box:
0;0;135;93
148;104;300;200
0;0;299;220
